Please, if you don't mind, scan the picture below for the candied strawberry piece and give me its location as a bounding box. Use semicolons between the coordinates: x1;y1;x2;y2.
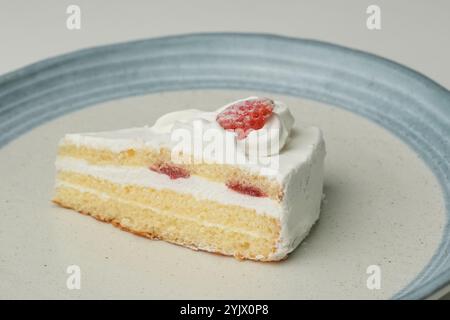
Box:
216;98;274;139
226;181;267;198
150;162;190;179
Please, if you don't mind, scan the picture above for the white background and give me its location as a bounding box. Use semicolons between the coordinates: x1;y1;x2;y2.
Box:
0;0;449;299
1;0;449;90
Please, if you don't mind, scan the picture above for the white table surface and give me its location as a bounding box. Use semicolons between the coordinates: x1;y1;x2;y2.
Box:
1;0;449;299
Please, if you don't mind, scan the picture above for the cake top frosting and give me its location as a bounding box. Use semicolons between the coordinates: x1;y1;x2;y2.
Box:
63;97;325;181
151;97;295;157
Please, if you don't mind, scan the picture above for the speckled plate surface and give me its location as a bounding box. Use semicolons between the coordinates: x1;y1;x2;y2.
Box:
0;33;449;299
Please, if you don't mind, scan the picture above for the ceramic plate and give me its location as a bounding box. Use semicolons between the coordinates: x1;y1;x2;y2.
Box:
0;33;449;299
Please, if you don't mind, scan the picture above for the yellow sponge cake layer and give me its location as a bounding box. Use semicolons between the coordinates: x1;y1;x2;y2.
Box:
56;171;280;238
54;173;281;261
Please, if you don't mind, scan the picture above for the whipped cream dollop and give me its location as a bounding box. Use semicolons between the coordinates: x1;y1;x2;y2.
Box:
151;97;295;156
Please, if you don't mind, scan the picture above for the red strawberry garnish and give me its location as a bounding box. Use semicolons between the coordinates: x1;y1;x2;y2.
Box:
150;163;190;179
216;98;274;139
226;181;267;198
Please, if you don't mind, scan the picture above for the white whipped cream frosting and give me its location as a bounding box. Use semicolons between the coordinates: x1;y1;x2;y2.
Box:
151;97;295;156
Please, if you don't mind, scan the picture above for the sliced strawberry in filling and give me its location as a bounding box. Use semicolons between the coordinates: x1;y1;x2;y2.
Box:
226;181;267;198
150;162;266;198
150;163;190;179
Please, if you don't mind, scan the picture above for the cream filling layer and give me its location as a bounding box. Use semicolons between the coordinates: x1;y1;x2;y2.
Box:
55;156;282;218
56;180;270;240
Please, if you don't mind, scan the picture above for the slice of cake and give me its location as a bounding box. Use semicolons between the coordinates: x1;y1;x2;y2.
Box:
53;97;325;261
